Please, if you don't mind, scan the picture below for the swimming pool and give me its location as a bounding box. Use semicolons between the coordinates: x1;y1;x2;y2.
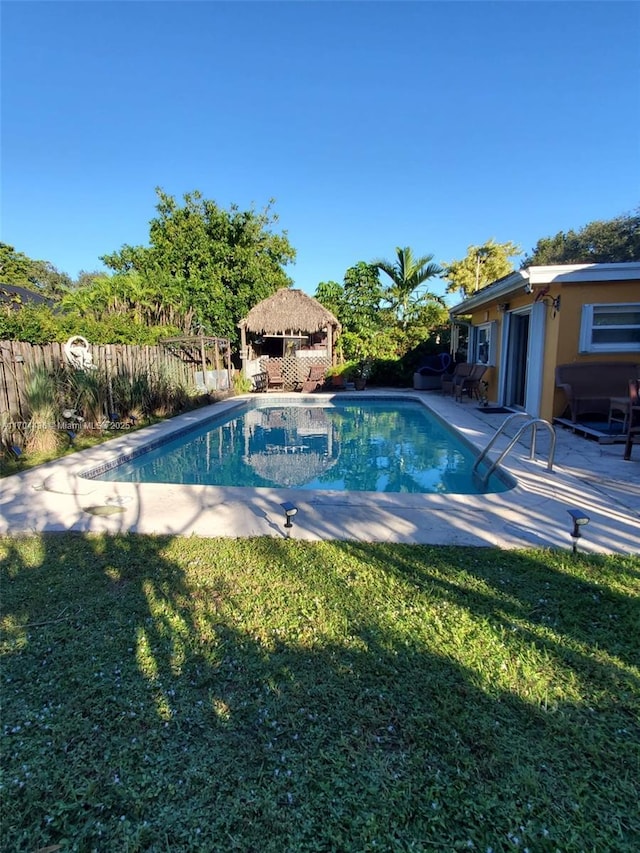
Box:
88;397;513;495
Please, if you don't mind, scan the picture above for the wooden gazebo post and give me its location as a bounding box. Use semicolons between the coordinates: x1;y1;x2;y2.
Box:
240;325;247;376
327;324;334;365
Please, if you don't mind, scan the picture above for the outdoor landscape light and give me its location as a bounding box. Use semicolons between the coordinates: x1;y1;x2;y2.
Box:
280;501;298;528
567;508;590;554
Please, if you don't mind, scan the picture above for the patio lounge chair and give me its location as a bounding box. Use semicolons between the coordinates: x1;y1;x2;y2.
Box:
300;364;326;393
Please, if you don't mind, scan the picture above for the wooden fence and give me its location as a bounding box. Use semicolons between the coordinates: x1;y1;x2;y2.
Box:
0;340;197;420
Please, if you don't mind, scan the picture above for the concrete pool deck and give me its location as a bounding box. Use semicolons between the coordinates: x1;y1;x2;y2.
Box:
0;390;638;554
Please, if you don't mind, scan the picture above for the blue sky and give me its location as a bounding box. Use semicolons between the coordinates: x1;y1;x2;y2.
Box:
2;1;639;301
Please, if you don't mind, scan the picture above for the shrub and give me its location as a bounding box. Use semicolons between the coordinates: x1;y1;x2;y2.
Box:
232;372;253;394
23;366;61;453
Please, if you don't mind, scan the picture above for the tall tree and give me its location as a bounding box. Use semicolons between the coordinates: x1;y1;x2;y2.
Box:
314;265;393;363
0;243;34;286
372;246;444;331
522;209;640;266
442;239;521;297
342;262;386;337
0;243;71;297
101;188;296;341
314;280;344;322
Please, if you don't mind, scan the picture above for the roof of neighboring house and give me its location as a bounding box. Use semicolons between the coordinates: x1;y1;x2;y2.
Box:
449;262;640;316
0;283;55;309
238;287;341;335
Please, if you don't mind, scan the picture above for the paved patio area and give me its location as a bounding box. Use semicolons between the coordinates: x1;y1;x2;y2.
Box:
0;390;638;554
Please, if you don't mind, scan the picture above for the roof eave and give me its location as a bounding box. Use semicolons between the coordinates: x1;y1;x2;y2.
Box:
449;262;640;317
449;270;527;316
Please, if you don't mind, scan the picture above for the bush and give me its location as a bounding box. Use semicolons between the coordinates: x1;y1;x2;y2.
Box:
232;372;253;394
23;366;62;453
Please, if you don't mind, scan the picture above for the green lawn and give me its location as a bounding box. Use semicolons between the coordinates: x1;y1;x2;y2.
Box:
1;534;639;852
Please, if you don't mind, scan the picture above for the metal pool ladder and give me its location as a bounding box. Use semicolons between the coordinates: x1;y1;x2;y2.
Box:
473;412;556;485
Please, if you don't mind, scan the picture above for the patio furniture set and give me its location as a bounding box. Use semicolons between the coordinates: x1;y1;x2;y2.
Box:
555;362;640;459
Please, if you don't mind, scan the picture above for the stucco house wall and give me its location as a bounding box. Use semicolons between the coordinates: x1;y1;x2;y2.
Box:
450;263;640;422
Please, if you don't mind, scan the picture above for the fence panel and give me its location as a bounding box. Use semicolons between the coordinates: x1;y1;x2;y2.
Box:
0;340;202;419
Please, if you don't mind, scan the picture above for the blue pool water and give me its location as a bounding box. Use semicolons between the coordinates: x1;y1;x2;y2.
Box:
90;398;513;494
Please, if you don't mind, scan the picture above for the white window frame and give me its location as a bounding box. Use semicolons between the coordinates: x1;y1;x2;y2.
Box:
579;303;640;353
470;321;497;365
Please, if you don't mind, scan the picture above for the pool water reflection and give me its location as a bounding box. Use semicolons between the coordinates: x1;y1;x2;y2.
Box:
91;398;513;495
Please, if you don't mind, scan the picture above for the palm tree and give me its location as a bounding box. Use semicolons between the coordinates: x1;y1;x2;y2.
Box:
372;246;444;331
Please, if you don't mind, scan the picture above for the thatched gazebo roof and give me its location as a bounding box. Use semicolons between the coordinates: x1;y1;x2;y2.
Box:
247;449;338;488
239;288;341;335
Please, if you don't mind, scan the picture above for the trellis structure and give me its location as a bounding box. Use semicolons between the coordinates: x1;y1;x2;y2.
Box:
160;335;232;392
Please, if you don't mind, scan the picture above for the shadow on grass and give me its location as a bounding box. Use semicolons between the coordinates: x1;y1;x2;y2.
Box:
1;534;638;852
342;542;640;674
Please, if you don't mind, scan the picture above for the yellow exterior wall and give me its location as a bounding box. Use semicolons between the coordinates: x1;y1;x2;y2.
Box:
550;279;640;418
467;289;534;407
465;277;640;421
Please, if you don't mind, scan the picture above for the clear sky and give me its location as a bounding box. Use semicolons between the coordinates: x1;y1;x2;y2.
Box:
2;1;639;301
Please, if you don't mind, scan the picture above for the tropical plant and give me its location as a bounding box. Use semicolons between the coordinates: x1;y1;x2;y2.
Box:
313;280;344;321
22;366;61;453
63;367;107;429
232;372;253;394
372;246;444;332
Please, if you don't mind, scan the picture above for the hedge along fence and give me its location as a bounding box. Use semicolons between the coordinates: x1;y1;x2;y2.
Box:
0;340;195;421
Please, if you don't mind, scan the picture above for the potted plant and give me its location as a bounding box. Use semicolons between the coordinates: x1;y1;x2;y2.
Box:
352;358;372;391
325;363;352;390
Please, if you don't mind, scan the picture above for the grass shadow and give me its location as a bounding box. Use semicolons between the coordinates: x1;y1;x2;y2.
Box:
1;534;638;851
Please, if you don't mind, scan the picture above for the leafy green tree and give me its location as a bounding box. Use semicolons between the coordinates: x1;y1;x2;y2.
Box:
0;243;34;286
372;247;444;331
0;243;71;297
314;280;344;322
28;260;72;297
522;209;640;266
442;239;521;297
0;297;179;345
101;188;296;341
342;262;387;338
314;265;391;363
74;270;110;290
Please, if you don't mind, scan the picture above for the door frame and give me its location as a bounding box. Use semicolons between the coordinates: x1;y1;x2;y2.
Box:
498;303;545;416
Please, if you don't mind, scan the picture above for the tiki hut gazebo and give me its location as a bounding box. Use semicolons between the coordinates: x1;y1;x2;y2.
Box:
238;288;341;388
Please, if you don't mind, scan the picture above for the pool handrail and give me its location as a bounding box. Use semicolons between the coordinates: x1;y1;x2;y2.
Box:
473;413;556;485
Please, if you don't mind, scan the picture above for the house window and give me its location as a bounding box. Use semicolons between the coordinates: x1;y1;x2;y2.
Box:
579;304;640;353
471;322;497;365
